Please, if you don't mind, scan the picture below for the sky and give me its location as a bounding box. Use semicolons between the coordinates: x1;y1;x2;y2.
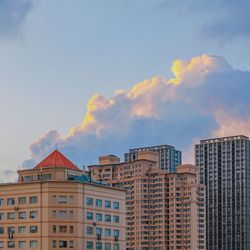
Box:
0;0;250;182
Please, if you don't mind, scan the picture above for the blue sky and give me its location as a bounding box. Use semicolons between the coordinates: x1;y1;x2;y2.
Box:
0;0;250;180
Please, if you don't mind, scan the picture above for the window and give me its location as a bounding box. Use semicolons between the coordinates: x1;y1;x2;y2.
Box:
87;242;93;249
113;230;119;237
113;216;119;223
23;175;35;182
0;241;3;248
105;214;111;222
7;198;15;205
59;211;67;219
69;211;74;219
30;196;37;204
19;212;26;219
19;241;26;248
52;210;56;218
8;227;15;234
0;213;3;220
59;196;67;203
39;173;52;180
96;199;102;207
0;227;4;234
96;228;102;235
30;211;37;219
70;226;74;233
96;213;102;221
113;202;119;209
59;240;67;248
18;226;26;234
52;195;57;203
96;242;102;250
30;226;38;233
87;227;93;235
69;196;74;204
105;243;111;250
69;241;74;249
0;199;3;206
59;226;67;233
18;197;26;205
53;225;56;233
7;241;15;248
114;243;119;250
30;241;38;248
86;212;93;220
52;240;57;248
105;200;111;208
86;197;93;206
7;212;14;220
105;228;111;237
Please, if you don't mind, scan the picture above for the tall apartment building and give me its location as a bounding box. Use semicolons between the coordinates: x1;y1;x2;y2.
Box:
124;144;182;172
89;152;206;250
195;135;250;250
0;150;126;250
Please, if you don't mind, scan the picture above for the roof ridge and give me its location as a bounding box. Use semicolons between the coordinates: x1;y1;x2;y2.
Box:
34;149;80;171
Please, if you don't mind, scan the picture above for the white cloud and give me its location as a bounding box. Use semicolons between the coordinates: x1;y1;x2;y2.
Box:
22;54;250;168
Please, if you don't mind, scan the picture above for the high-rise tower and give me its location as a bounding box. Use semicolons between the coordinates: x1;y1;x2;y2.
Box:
89;152;205;250
124;144;181;172
195;135;250;250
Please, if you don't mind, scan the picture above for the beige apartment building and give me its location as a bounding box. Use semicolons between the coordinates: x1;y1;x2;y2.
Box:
0;150;126;250
89;151;206;250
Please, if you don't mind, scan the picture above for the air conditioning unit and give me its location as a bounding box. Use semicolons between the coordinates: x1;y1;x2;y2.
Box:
14;206;19;211
114;236;119;242
8;233;13;239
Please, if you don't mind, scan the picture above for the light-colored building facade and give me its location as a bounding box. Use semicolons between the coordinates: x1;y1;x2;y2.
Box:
195;135;250;250
89;152;206;250
0;150;126;250
124;144;182;173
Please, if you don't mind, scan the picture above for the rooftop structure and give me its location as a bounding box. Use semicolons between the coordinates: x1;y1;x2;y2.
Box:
34;149;80;170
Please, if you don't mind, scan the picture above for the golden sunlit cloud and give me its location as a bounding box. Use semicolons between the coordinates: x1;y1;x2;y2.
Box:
22;54;250;167
214;110;250;137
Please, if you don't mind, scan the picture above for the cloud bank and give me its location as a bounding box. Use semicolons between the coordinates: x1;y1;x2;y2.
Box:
0;0;33;38
22;54;250;168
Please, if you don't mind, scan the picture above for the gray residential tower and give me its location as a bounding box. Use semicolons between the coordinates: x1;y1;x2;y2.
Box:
195;135;250;250
124;144;181;172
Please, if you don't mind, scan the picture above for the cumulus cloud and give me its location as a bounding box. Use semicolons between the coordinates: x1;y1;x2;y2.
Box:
22;54;250;167
0;0;34;38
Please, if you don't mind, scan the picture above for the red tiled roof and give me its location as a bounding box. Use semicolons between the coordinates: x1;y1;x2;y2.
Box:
34;149;80;171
